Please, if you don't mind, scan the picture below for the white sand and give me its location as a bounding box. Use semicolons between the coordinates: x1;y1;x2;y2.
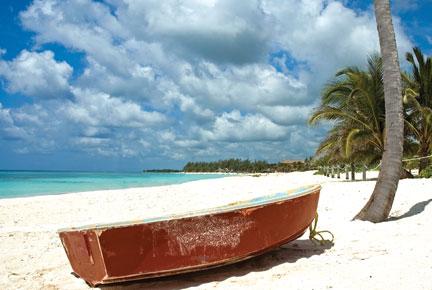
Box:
0;171;431;290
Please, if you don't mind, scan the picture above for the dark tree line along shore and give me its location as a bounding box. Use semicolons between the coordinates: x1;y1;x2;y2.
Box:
182;158;314;173
143;169;181;173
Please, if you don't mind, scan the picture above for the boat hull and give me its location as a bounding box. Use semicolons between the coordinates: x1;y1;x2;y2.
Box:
59;185;320;286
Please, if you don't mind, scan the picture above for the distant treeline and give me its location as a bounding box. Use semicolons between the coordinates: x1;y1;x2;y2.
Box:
182;158;314;173
143;169;181;173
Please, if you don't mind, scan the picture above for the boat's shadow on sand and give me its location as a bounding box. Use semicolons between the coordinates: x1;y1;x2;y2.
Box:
99;239;332;290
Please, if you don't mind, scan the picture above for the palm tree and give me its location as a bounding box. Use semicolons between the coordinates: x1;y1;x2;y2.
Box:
354;0;404;222
309;55;386;167
403;47;432;172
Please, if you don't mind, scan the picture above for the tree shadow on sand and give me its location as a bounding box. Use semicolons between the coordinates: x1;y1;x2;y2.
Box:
99;239;333;290
387;198;432;222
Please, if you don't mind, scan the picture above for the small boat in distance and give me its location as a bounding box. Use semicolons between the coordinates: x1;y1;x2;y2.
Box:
58;184;321;286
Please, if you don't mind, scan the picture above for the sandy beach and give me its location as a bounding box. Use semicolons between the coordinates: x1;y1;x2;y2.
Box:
0;171;431;290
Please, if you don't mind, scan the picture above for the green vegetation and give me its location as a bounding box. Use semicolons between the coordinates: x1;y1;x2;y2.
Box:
403;47;432;172
143;169;181;173
182;158;314;173
310;47;432;176
419;165;432;178
309;54;387;166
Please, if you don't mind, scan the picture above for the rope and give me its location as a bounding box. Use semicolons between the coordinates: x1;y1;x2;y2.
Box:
401;154;432;162
370;162;381;170
320;154;432;179
309;213;334;245
366;154;432;170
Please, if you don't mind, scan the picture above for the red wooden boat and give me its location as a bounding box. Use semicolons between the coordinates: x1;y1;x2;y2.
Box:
58;184;321;286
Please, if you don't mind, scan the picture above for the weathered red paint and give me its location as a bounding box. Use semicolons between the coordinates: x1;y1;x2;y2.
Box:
59;185;321;286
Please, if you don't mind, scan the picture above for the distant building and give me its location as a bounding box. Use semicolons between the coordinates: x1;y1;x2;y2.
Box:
280;159;304;164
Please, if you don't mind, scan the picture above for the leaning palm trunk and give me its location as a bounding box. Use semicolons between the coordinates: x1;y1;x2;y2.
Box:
354;0;404;222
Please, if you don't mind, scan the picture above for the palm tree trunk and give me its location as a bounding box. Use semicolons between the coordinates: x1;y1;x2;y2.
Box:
354;0;404;222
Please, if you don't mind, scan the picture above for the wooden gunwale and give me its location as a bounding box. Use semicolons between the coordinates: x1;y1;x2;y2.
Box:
58;184;321;233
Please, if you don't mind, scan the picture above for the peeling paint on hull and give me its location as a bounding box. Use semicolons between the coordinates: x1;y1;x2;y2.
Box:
59;184;321;286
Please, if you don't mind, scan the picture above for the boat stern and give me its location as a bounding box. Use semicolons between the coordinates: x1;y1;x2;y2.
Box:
59;230;107;286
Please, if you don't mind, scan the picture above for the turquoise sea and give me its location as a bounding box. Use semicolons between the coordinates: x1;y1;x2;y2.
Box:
0;171;224;199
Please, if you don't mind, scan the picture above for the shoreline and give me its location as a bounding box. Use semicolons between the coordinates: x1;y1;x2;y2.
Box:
0;175;235;203
0;172;229;201
0;171;301;201
1;171;431;289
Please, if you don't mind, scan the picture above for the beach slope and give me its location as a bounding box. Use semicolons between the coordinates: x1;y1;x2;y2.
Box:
0;171;431;289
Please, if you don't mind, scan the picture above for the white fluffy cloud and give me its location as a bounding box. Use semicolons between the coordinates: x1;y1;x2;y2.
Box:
0;50;72;98
264;0;412;79
111;0;270;64
0;104;24;140
0;0;415;166
64;88;167;128
201;110;288;142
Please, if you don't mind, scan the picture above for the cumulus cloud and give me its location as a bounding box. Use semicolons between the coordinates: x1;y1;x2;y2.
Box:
0;50;72;98
20;0;132;75
64;88;167;128
0;104;24;140
264;0;412;79
0;0;415;167
258;105;314;126
0;95;168;157
200;110;288;142
178;62;310;111
0;102;60;153
111;0;270;64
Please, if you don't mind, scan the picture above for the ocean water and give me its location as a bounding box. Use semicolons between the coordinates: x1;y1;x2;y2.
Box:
0;171;225;199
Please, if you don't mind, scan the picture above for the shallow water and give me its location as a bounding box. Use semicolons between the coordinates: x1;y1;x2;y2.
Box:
0;171;224;198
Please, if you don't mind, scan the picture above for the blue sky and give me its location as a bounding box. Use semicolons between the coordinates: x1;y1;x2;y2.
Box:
0;0;431;171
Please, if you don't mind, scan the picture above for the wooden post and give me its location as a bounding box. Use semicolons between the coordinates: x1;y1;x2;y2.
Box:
337;165;341;179
331;166;335;178
362;165;367;181
345;164;349;180
351;163;355;181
